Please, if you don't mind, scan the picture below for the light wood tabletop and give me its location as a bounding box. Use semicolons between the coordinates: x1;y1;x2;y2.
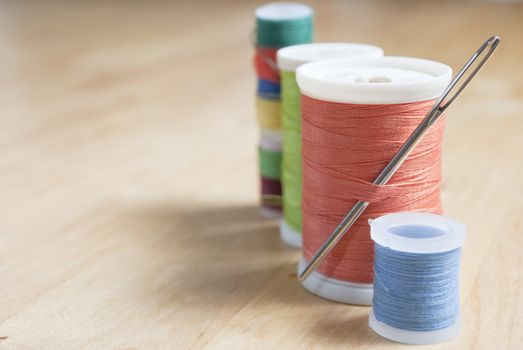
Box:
0;0;522;349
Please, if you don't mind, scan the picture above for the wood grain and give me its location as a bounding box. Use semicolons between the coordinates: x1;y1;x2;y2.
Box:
0;0;522;349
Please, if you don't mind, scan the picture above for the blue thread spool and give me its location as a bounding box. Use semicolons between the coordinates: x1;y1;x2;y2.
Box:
369;212;466;344
257;79;281;100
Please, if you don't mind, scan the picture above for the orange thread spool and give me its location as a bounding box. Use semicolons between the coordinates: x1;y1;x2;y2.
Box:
302;96;445;283
296;56;452;305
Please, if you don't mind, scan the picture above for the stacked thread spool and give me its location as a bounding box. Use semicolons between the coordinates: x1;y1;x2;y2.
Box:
276;43;384;248
254;3;313;217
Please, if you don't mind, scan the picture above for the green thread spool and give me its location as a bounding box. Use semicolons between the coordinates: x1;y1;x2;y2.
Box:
259;145;282;180
277;43;384;248
281;70;302;232
255;3;314;48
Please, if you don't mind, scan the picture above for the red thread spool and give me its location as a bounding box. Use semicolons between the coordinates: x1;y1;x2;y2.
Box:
254;47;279;83
296;57;453;305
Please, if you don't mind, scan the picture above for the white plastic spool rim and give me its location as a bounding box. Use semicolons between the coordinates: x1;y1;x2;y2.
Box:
368;212;466;344
260;130;282;149
370;212;466;254
296;56;453;104
369;310;461;345
279;219;302;248
260;206;282;219
259;139;281;152
255;2;313;21
277;43;384;72
297;257;373;305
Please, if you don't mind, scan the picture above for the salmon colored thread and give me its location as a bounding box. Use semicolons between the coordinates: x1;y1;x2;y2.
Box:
301;95;445;284
254;47;279;83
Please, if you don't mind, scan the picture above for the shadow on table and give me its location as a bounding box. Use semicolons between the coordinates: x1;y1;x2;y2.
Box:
119;200;386;347
121;201;306;300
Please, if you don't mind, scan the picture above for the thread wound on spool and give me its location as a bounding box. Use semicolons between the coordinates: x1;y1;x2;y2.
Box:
281;70;303;232
373;245;461;331
301;95;445;284
369;212;466;344
259;146;282;180
261;177;282;210
254;47;280;83
255;3;313;48
258;79;281;100
254;3;314;214
256;96;281;130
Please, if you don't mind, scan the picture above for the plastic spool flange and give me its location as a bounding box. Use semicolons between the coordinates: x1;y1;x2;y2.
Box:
277;43;383;72
276;43;383;249
260;130;282;148
369;212;466;344
260;206;282;219
255;2;313;21
279;220;302;248
298;257;373;305
295;56;452;305
296;56;452;104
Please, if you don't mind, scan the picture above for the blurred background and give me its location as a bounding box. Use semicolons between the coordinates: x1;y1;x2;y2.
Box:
1;0;520;213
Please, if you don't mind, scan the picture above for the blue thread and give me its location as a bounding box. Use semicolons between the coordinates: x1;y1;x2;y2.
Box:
257;79;280;100
373;243;461;331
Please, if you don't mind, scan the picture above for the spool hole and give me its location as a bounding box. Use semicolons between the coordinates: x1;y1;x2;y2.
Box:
355;76;392;83
369;76;391;83
389;224;445;239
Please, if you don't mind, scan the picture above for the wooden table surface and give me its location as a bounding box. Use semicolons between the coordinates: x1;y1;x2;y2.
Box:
0;0;522;349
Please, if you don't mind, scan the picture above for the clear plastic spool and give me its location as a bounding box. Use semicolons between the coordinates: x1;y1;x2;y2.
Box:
280;220;302;248
369;212;466;345
298;257;373;305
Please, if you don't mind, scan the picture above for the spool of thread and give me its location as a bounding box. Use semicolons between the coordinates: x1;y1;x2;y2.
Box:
256;96;281;130
256;3;314;48
369;212;466;344
254;2;314;218
276;43;384;248
296;56;452;305
257;79;280;100
259;136;283;217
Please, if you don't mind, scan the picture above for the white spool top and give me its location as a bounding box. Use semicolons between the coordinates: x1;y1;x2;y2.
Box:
255;2;313;21
370;212;466;254
277;43;384;72
296;56;452;104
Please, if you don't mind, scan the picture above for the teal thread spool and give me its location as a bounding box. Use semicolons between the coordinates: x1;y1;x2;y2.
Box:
369;212;466;345
256;3;314;48
276;43;383;248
